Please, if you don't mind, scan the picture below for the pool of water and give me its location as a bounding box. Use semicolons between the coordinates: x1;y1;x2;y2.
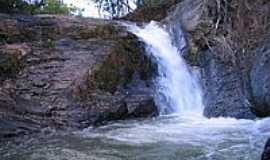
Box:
1;115;269;160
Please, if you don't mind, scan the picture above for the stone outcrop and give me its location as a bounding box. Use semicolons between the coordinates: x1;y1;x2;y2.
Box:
123;0;183;22
251;39;270;117
199;49;255;118
0;14;158;138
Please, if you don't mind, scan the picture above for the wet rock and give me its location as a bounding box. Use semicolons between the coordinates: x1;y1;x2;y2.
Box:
67;73;157;127
165;0;203;32
92;86;158;126
201;49;255;119
0;43;30;81
262;139;270;160
251;39;270;117
163;0;211;66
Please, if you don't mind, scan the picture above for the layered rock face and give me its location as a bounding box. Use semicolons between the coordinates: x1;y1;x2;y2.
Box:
251;39;270;117
0;14;157;138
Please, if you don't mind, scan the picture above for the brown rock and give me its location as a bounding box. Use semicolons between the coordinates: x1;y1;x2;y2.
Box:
0;14;157;138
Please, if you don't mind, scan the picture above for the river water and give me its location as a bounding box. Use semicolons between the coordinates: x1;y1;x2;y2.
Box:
0;22;269;160
0;115;269;160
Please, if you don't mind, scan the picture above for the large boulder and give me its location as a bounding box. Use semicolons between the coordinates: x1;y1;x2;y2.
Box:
80;75;158;126
0;43;30;82
0;14;157;138
250;39;270;117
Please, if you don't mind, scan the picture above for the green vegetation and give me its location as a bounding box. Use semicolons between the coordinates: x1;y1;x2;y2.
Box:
38;0;77;15
0;52;22;79
0;0;81;15
0;0;35;13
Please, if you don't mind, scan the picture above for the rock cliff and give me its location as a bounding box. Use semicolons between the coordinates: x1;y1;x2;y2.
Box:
165;0;270;119
0;14;158;138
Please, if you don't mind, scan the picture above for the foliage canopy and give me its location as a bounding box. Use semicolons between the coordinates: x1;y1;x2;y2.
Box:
0;0;79;15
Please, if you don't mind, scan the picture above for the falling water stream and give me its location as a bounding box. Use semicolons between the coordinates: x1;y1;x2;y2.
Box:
127;21;204;115
1;22;269;160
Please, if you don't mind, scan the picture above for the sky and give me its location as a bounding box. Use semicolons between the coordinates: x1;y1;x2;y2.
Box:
63;0;103;18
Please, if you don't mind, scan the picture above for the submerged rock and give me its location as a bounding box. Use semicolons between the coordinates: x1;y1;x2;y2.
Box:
251;39;270;117
0;14;157;138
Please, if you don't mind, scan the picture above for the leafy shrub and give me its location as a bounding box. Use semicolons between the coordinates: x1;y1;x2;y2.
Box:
38;0;73;15
0;0;79;15
0;0;36;13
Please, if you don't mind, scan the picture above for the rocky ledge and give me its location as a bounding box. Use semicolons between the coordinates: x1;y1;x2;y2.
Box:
0;14;158;138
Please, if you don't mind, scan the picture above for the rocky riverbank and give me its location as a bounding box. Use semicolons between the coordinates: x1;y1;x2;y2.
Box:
0;14;158;138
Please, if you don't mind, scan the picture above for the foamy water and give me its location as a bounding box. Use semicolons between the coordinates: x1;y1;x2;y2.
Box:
1;116;269;160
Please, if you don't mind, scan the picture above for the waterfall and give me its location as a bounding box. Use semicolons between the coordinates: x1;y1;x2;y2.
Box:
127;21;204;116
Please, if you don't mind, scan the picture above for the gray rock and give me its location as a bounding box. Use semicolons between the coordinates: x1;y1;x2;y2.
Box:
251;39;270;117
92;86;158;126
163;0;258;119
201;49;255;119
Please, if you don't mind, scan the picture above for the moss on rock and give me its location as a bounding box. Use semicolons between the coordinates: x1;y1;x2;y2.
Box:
0;52;21;80
88;33;152;93
0;44;30;81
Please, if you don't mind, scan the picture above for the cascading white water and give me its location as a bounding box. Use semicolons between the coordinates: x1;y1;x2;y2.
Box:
127;21;204;115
